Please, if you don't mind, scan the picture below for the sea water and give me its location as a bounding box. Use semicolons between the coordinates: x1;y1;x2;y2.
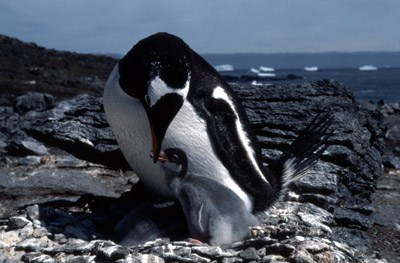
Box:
220;68;400;103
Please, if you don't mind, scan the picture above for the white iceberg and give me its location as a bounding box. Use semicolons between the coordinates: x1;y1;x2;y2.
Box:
259;66;275;72
359;65;377;71
251;80;263;86
304;66;318;72
257;72;276;77
214;64;234;72
250;68;260;74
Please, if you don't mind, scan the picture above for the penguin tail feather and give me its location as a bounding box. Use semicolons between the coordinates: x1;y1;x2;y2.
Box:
269;112;333;193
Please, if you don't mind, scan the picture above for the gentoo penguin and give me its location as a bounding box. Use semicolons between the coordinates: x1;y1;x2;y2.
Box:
157;148;259;245
103;32;332;213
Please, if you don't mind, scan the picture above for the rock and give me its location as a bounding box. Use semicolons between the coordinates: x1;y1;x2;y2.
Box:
26;205;40;221
19;156;42;166
9;216;31;229
264;244;296;257
20;140;49;156
192;246;237;258
262;255;287;263
6;139;48;157
382;154;400;169
221;257;244;263
13;93;55;114
131;254;165;263
386;123;400;142
33;227;52;238
334;207;374;230
239;247;260;261
288;250;315;263
312;251;335;263
15;238;41;252
94;242;129;260
21;252;43;262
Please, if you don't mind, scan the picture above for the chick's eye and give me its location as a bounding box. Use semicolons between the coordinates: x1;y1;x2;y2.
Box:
144;95;151;106
170;154;179;162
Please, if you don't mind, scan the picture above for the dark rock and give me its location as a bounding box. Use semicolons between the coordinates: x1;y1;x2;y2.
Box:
333;228;371;252
264;244;296;257
92;241;129;260
5;139;48;157
334;207;374;230
298;193;335;211
13;93;54;114
15;238;41;252
23;94;129;169
239;247;260;261
385;123;400;142
288;250;314;263
21;252;43;263
382;154;400;169
9;216;31;229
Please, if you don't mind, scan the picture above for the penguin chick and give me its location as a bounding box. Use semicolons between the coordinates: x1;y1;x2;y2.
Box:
157;148;259;246
113;200;188;246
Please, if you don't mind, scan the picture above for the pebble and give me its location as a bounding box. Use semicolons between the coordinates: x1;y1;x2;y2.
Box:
261;255;287;263
221;257;243;263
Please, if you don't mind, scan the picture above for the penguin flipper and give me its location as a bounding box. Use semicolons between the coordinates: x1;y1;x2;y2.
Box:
268;112;333;190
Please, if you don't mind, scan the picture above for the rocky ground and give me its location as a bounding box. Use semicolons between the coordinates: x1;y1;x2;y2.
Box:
0;34;399;263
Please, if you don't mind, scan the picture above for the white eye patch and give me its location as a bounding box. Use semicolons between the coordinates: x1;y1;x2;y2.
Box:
147;76;190;107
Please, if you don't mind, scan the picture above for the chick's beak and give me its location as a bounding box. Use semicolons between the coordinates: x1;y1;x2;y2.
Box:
149;151;168;162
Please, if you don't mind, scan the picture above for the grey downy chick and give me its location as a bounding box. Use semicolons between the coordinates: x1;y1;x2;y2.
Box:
157;148;259;246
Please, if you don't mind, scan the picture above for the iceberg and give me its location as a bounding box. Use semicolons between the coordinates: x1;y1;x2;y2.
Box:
258;72;276;77
250;68;260;74
304;66;318;72
251;80;263;86
359;65;377;71
259;66;275;72
214;64;234;72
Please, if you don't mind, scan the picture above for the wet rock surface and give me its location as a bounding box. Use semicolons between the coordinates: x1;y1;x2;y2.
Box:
0;34;398;262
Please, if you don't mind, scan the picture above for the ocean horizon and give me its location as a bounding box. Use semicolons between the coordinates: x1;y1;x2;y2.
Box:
107;51;400;103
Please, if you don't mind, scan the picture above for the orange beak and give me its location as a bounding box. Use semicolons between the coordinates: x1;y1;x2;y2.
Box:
149;151;168;162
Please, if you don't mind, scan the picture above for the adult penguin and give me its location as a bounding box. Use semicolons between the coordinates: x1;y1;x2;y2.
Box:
103;32;331;213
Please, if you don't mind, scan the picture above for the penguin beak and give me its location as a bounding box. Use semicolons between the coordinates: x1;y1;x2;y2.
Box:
143;94;184;163
149;122;161;163
149;151;168;162
148;118;169;163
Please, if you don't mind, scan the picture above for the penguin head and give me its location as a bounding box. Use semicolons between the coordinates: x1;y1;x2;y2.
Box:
118;33;192;162
154;148;188;178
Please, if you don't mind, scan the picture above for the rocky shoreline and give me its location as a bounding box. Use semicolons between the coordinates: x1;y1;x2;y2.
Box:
1;34;399;262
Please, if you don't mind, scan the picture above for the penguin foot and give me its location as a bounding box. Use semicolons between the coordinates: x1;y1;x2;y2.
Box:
187;238;203;244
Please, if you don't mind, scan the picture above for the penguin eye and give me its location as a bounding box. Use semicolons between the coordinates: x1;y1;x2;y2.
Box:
170;154;179;162
144;95;151;106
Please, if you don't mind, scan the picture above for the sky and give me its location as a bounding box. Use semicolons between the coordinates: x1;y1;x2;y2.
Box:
1;0;399;55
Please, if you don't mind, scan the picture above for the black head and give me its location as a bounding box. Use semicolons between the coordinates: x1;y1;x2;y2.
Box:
118;33;192;162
